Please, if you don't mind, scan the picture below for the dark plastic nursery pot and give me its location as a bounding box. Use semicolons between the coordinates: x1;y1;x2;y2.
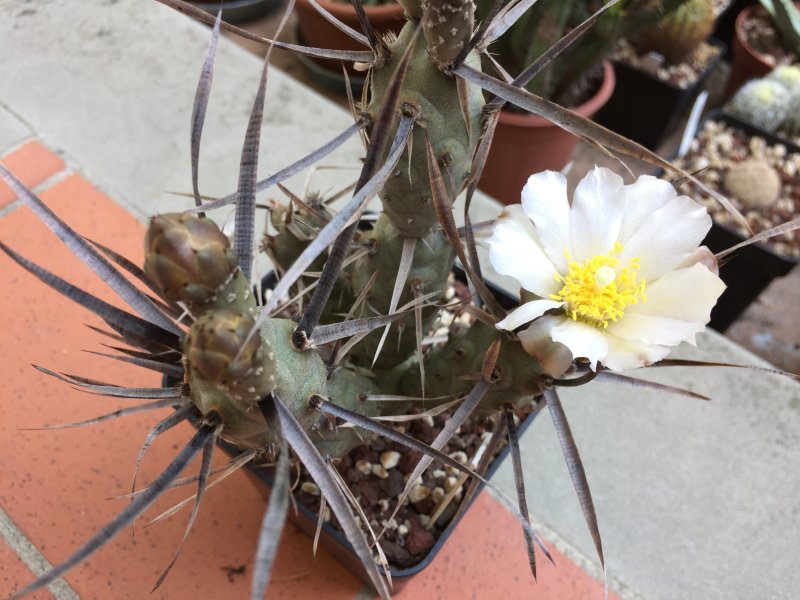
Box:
238;411;537;590
177;268;539;590
670;110;799;332
190;0;286;23
595;39;726;151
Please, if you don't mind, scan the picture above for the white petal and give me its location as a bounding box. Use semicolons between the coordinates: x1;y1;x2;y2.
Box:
518;315;573;376
602;335;671;371
629;263;725;324
570;166;625;261
487;211;560;297
607;313;705;347
550;318;609;371
521;170;571;272
495;299;564;331
617;194;711;282
618;175;676;243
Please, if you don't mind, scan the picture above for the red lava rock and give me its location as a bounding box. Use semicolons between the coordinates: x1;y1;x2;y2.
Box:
397;450;423;474
379;469;405;498
379;540;414;567
351;465;368;481
412;497;435;515
405;523;435;556
354;445;378;463
358;479;381;505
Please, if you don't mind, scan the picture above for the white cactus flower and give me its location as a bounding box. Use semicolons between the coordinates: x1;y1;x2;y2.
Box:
488;166;726;372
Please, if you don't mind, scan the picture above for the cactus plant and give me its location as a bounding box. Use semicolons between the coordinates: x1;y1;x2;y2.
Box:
3;0;800;598
473;0;691;104
635;0;716;65
723;159;783;208
725;78;792;132
758;0;800;57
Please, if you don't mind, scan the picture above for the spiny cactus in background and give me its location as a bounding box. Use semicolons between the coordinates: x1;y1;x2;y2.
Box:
783;93;800;136
5;0;800;598
723;159;782;208
767;64;800;92
635;0;715;64
725;78;791;132
765;65;800;136
758;0;800;57
473;0;691;104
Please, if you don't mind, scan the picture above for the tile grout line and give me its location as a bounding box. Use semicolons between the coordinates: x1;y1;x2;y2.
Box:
530;516;642;600
0;137;37;162
0;168;75;219
0;506;80;600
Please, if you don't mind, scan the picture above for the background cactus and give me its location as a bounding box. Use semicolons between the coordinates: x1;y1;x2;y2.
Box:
723;159;782;208
473;0;692;104
634;0;715;65
725;78;791;133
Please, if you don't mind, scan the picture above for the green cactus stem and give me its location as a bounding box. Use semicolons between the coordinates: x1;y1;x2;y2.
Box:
421;0;475;68
401;320;546;414
368;21;484;238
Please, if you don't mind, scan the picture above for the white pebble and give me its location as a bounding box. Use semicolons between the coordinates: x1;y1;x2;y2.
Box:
301;482;320;495
380;451;401;470
355;459;372;475
409;484;430;504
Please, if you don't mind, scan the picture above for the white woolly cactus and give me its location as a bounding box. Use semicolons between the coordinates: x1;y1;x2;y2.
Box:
767;65;800;92
726;79;791;133
783;92;800;136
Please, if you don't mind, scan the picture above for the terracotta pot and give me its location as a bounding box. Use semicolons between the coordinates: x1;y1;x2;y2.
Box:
724;5;777;98
295;0;406;75
478;61;616;205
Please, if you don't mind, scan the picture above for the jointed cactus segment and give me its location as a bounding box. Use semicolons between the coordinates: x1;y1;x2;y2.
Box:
369;22;484;238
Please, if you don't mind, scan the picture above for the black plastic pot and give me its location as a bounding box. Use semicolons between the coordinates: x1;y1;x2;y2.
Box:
190;0;285;23
178;268;539;589
670;110;799;331
595;39;726;150
238;411;537;591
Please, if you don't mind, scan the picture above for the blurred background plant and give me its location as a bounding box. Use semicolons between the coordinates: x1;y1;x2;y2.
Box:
475;0;691;106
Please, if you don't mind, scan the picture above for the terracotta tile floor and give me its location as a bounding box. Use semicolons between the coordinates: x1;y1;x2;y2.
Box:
0;141;65;209
0;141;608;598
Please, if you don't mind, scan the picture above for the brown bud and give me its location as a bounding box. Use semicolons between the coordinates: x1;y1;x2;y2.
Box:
144;213;238;306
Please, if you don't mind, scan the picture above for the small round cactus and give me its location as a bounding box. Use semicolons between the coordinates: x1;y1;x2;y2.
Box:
782;93;800;136
726;79;792;133
767;65;800;93
723;159;782;209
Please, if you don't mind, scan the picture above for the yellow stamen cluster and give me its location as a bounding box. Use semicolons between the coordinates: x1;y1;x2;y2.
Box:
551;243;646;328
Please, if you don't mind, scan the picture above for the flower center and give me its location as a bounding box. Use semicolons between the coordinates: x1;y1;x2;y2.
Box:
550;243;646;328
